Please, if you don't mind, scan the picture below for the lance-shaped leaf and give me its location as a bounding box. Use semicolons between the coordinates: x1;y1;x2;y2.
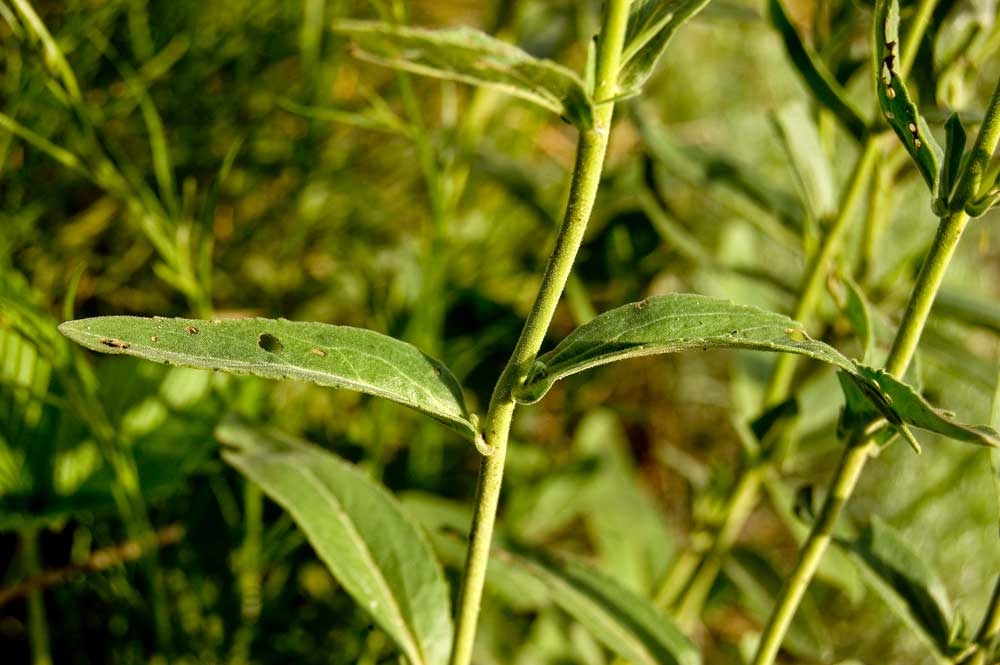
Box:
771;102;837;220
938;112;967;208
618;0;713;94
836;517;953;656
768;0;868;141
333;20;593;128
495;547;699;665
874;0;943;192
514;294;857;404
58;316;480;444
844;365;1000;449
217;417;453;665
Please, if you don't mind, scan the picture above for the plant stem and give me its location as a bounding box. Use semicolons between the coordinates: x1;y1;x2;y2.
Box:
448;3;631;663
21;527;52;665
898;0;939;79
752;207;973;665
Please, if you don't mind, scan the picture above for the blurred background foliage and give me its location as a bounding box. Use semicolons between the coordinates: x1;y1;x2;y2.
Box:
1;0;1000;663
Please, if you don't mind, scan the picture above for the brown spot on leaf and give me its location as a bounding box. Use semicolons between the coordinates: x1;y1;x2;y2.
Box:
185;326;199;335
258;333;284;353
99;337;130;349
310;348;326;356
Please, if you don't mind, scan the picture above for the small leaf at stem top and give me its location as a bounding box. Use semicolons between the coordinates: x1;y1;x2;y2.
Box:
618;0;713;94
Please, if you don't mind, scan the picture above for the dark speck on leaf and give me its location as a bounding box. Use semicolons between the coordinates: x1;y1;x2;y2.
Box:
310;348;326;356
99;337;129;349
258;333;284;353
433;366;441;377
186;326;199;335
634;299;648;311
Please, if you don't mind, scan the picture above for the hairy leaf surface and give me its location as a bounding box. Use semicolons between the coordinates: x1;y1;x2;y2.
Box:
218;417;453;665
59;316;478;442
515;294;856;403
333;20;593;127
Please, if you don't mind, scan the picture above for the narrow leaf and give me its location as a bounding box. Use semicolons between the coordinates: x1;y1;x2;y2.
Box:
847;365;1000;448
333;20;593;128
58;316;479;443
838;517;952;655
939;112;967;206
618;0;713;94
768;0;868;141
874;0;943;192
217;417;453;665
836;274;875;364
514;294;857;404
496;547;699;665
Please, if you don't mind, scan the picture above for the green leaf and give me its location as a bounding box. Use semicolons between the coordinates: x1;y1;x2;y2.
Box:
618;0;713;94
332;20;593;128
965;187;1000;218
767;0;868;142
217;417;453;665
835;273;875;364
846;365;1000;449
58;316;480;445
513;294;857;404
874;0;943;192
938;112;967;206
837;517;953;655
496;547;699;665
771;102;837;220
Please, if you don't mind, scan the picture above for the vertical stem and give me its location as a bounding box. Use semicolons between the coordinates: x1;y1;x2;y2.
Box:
752;209;972;665
448;3;631;664
21;527;52;665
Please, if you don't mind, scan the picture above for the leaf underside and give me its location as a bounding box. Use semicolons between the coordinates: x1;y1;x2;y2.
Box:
58;316;478;442
217;416;453;665
333;20;594;128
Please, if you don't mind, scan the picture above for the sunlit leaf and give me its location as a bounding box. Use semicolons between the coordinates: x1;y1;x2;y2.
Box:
771;102;836;220
58;316;480;444
496;547;699;665
218;417;453;665
874;0;943;192
514;294;857;404
333;20;593;128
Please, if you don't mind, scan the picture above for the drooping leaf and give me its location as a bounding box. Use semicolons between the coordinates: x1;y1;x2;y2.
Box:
58;316;480;445
965;187;1000;218
332;20;593;128
845;365;1000;448
837;517;953;655
618;0;713;94
514;294;857;404
495;547;699;665
771;102;837;220
768;0;868;141
217;417;453;665
874;0;943;192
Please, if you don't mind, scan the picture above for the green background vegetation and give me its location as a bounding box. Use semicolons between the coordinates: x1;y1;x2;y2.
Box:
2;0;1000;663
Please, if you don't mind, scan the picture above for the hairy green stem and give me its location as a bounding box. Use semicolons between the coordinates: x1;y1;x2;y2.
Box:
752;207;973;665
448;3;631;663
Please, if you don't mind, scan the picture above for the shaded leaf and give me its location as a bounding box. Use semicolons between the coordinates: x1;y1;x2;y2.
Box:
58;316;479;444
619;0;713;93
835;273;875;364
768;0;867;141
771;102;836;220
874;0;943;192
514;294;857;404
333;20;593;128
496;547;699;665
837;517;952;655
217;416;453;665
938;112;967;207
